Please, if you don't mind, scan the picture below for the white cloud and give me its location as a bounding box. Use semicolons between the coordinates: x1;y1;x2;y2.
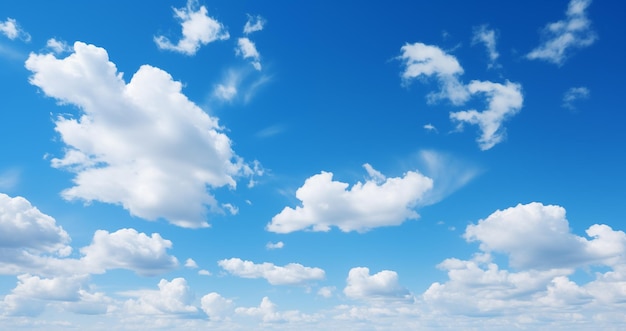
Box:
221;203;239;215
185;258;198;269
344;267;411;301
562;86;590;109
236;37;261;70
399;42;468;105
449;80;523;150
472;25;499;68
317;286;335;298
45;38;71;54
11;273;86;301
212;68;271;104
123;278;198;315
154;0;229;55
0;193;71;256
363;163;386;183
80;228;178;276
218;258;325;285
0;18;30;42
416;150;480;206
201;292;233;321
25;42;255;228
235;296;316;323
214;83;238;101
267;164;433;233
198;269;211;276
243;15;265;35
464;202;626;269
423;123;437;133
527;0;597;65
266;241;284;250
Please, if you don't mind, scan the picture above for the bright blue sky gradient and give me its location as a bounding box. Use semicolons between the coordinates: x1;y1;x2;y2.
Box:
1;1;625;330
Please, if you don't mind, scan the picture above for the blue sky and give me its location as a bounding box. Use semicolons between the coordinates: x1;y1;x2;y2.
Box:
1;0;625;329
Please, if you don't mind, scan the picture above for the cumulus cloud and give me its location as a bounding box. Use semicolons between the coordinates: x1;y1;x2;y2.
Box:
184;258;198;269
218;258;325;285
464;202;626;270
243;15;265;35
266;241;284;250
472;25;499;68
562;86;590;109
25;42;255;228
236;37;261;70
80;228;179;276
0;193;71;256
201;292;233;321
399;42;468;105
344;267;411;301
317;286;335;298
235;296;316;323
45;38;71;54
0;18;30;42
154;0;229;55
450;80;523;150
123;278;198;315
527;0;597;65
267;164;433;233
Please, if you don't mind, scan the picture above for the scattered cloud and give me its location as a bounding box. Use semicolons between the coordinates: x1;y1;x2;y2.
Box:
416;150;480;205
221;203;239;215
265;241;284;250
218;258;325;286
527;0;597;65
212;67;271;103
344;267;412;301
154;0;229;55
450;80;523;150
0;18;30;42
201;292;233;321
122;278;198;315
45;38;71;54
256;124;285;138
472;25;499;68
235;296;317;323
25;42;256;228
562;86;590;109
267;164;433;233
243;15;265;35
198;269;211;276
184;258;198;269
236;37;261;70
423;123;438;133
317;286;335;298
399;42;468;105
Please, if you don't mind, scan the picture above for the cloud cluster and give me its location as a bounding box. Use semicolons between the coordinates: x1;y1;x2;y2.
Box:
218;258;325;285
400;42;523;150
25;42;254;228
344;267;411;301
527;0;596;65
236;15;265;70
267;164;433;233
123;278;198;315
0;17;30;42
154;0;229;55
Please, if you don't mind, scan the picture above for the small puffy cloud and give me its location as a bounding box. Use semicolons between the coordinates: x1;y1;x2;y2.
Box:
201;292;233;321
123;278;198;315
221;203;239;215
344;267;411;301
235;296;316;323
527;0;596;65
267;164;433;233
399;42;468;105
472;25;499;68
266;241;284;250
464;202;626;270
0;18;30;42
562;86;590;109
236;37;261;70
185;258;198;269
243;15;265;35
11;274;86;302
317;286;335;298
45;38;71;54
423;123;437;133
0;193;71;256
214;83;238;101
80;228;178;276
25;42;254;228
450;80;523;150
154;0;229;55
218;258;325;286
198;269;211;276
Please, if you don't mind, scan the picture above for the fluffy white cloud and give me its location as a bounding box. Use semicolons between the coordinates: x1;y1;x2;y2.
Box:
344;267;411;301
243;15;265;35
123;278;198;315
0;18;30;42
464;202;626;269
399;42;468;105
236;37;261;70
154;0;229;55
25;42;255;228
562;86;590;109
317;286;335;298
45;38;71;54
201;292;233;321
80;228;178;276
472;25;499;68
450;80;523;150
185;258;199;269
218;258;325;285
265;241;284;250
235;296;316;323
267;164;433;233
0;193;71;257
527;0;596;65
